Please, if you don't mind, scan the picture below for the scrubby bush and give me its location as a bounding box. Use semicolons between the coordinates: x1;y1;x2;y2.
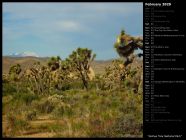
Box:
4;112;30;137
105;114;143;137
3;83;17;96
3;74;10;83
51;104;74;119
52;104;65;118
88;116;104;137
33;94;67;115
35;98;55;114
13;92;39;106
25;110;37;121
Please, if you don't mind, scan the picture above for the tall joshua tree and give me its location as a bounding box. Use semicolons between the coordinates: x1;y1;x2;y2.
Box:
114;29;143;67
68;47;96;90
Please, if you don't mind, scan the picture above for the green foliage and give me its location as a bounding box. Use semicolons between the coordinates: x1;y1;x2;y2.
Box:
9;64;21;75
9;64;22;82
4;112;30;137
3;83;17;96
3;74;10;83
95;59;127;90
105;114;142;137
23;63;51;95
25;110;37;121
68;47;96;90
121;29;125;35
113;29;143;59
47;56;61;71
52;105;65;118
49;123;66;133
35;98;55;114
13;92;39;106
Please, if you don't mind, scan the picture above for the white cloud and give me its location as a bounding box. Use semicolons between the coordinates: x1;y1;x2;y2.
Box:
9;51;39;57
56;20;82;32
3;3;142;33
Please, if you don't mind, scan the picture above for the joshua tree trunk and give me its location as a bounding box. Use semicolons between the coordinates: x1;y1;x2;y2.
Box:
80;71;88;90
124;57;130;67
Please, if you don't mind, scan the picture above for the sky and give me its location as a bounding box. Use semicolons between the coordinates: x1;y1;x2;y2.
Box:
3;2;143;60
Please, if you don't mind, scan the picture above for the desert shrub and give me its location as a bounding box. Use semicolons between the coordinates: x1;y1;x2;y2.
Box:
88;117;104;137
4;112;30;137
48;91;76;118
2;95;13;105
2;83;17;96
49;123;67;133
2;95;14;115
68;80;83;89
64;107;74;117
88;81;97;89
25;110;37;121
119;93;142;115
87;113;114;138
3;74;10;83
61;83;71;91
52;104;65;118
13;92;39;106
35;94;66;114
14;118;29;130
35;98;55;114
123;79;131;87
105;114;142;137
52;101;73;118
70;121;88;137
83;94;90;99
72;121;86;132
3;93;39;115
48;94;65;101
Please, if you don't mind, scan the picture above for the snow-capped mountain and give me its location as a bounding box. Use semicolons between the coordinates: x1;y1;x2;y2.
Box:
8;51;39;57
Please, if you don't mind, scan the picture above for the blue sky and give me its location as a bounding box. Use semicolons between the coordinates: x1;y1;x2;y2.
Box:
3;2;143;60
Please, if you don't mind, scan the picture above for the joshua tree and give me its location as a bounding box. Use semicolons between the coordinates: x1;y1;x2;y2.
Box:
50;59;72;90
47;56;61;71
23;57;72;94
114;30;143;67
3;73;9;83
100;59;128;90
22;62;51;95
9;64;22;82
68;47;96;90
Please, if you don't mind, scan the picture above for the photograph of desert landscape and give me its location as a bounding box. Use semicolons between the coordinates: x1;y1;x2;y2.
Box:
2;2;143;138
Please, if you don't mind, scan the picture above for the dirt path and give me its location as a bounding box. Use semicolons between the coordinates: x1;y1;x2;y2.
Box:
3;114;86;137
23;115;59;137
17;132;55;138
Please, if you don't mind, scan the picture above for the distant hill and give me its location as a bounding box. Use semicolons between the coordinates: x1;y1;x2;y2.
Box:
3;56;48;74
2;56;142;75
